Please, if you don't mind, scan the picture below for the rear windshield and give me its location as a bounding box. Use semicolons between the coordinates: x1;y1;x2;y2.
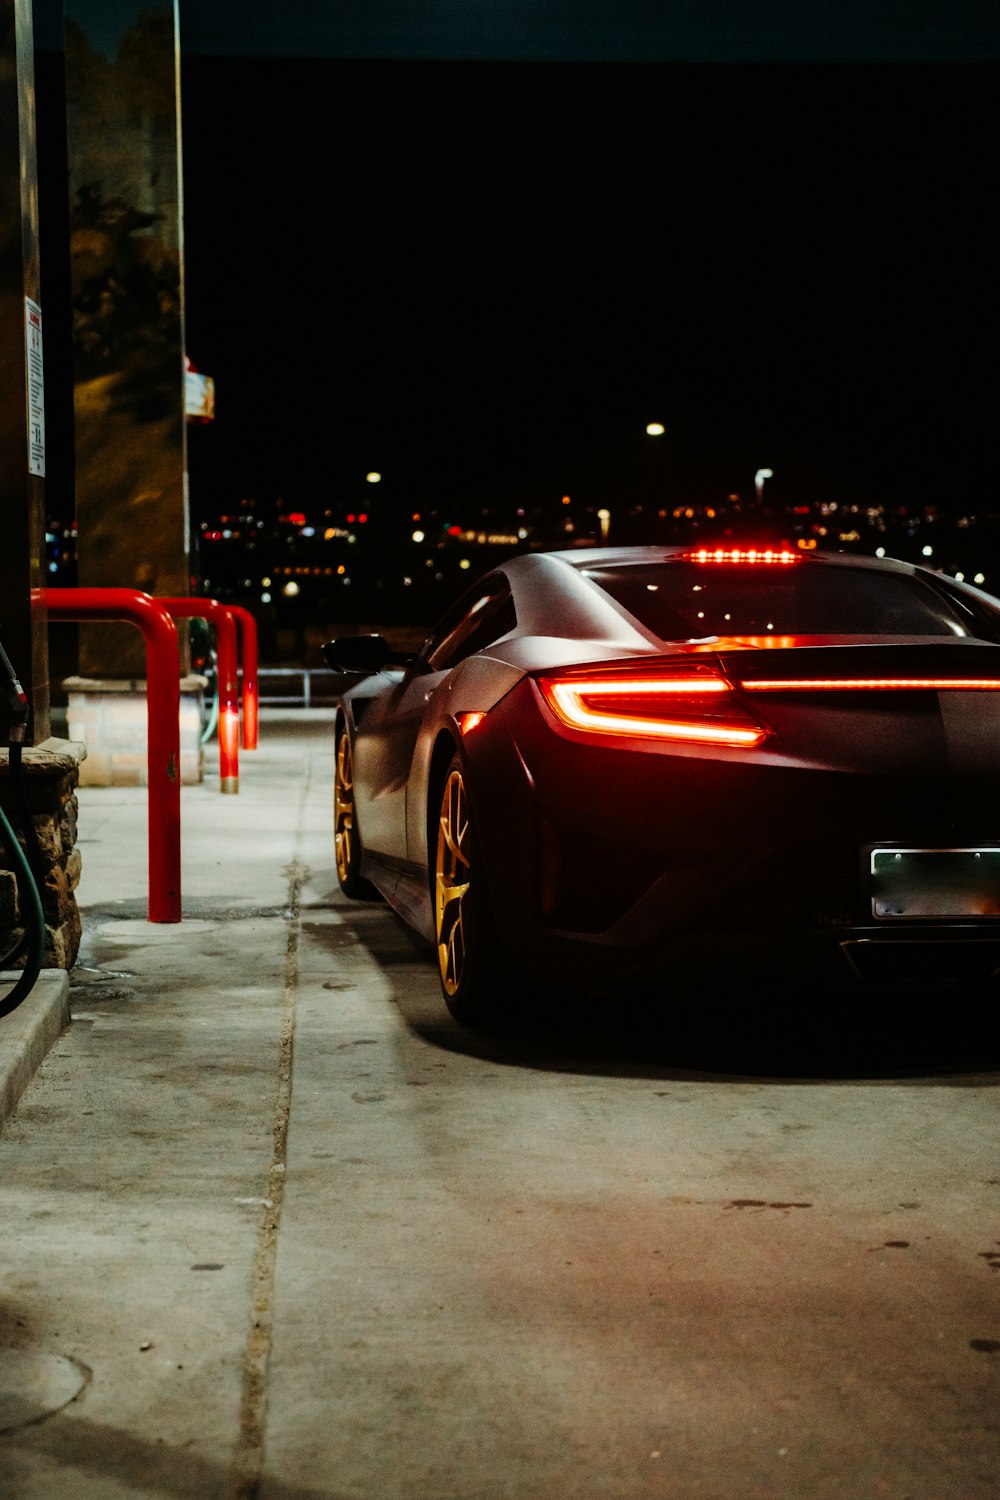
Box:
581;562;985;641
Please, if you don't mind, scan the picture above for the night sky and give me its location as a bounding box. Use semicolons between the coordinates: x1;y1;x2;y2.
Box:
169;9;998;522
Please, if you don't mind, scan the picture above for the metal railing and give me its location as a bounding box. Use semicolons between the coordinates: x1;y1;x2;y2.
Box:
254;668;342;708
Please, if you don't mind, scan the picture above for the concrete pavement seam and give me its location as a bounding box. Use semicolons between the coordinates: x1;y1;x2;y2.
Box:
227;787;310;1497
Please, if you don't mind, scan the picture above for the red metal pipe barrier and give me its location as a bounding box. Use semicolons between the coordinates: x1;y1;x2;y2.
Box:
224;603;259;750
46;587;181;923
159;599;239;793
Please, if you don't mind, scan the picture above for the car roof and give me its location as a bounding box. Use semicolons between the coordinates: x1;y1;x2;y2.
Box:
480;544;998;654
531;543;919;576
498;549;659;646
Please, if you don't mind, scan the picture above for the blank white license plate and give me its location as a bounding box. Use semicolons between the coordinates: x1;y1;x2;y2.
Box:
871;848;1000;918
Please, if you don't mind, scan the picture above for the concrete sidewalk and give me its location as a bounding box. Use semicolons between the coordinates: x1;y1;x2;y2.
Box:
1;708;335;1128
0;708;347;1496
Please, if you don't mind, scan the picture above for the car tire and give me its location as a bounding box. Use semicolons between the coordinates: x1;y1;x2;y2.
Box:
334;728;380;901
433;753;506;1023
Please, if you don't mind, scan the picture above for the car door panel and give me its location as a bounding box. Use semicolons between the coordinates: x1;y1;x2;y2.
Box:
353;668;446;860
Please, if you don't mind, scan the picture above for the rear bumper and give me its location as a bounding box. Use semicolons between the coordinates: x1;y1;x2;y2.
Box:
464;682;1000;992
497;901;1000;993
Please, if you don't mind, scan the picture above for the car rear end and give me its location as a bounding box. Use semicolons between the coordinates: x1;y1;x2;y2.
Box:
465;549;1000;994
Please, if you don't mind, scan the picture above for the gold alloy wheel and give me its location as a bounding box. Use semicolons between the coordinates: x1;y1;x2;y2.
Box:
435;767;471;997
334;734;356;885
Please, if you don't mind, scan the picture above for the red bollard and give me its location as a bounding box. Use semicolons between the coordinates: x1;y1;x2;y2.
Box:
224;603;259;750
46;587;182;923
160;599;239;793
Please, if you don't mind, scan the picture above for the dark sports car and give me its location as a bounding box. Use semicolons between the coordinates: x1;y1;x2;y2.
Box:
322;544;1000;1022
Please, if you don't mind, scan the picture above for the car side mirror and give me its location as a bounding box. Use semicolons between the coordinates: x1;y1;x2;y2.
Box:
321;635;408;675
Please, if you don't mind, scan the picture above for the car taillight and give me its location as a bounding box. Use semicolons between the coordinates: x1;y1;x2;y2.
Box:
743;676;1000;692
536;663;770;748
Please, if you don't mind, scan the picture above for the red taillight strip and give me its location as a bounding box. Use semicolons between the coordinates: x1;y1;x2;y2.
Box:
551;677;731;699
743;677;1000;692
540;677;767;747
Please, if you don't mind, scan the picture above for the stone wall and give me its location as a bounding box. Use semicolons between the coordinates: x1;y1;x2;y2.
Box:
0;739;86;970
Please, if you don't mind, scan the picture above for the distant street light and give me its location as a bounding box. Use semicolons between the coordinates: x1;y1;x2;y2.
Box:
597;508;611;542
755;468;774;506
365;471;382;484
645;422;665;437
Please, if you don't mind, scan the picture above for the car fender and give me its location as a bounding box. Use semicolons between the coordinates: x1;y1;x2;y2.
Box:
403;653;526;871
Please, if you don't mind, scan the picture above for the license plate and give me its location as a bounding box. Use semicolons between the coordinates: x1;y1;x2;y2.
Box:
871;848;1000;918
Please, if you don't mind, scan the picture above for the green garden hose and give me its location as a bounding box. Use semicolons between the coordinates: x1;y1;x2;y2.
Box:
0;636;47;1015
0;792;45;1016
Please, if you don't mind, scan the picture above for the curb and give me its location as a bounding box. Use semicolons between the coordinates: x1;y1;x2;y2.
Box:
0;972;72;1127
